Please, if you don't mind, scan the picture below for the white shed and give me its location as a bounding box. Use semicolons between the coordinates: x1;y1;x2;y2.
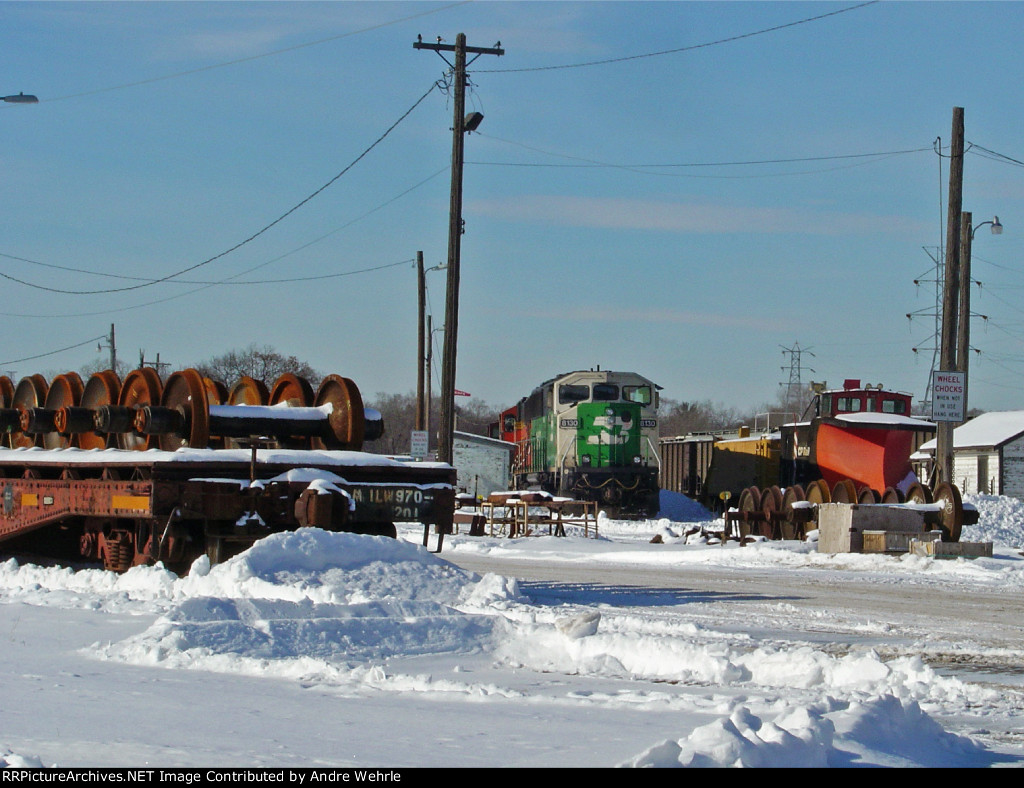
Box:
918;411;1024;497
451;430;515;502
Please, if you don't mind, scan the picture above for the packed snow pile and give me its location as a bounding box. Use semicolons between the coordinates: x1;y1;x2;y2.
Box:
93;529;511;670
627;695;988;768
965;493;1024;548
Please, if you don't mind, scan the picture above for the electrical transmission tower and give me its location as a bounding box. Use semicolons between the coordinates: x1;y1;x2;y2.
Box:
907;246;944;413
908;244;988;415
780;342;815;419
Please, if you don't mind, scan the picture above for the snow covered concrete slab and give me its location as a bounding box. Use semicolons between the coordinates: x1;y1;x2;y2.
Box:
910;540;994;559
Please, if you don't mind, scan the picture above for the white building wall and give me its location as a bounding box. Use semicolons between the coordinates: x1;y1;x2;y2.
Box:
953;452;982;495
953;451;1003;495
1001;436;1024;499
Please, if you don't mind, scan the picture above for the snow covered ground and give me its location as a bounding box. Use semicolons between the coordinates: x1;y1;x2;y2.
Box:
1;491;1024;768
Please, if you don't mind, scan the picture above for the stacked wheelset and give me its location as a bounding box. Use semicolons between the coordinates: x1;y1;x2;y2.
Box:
727;478;975;544
0;368;381;452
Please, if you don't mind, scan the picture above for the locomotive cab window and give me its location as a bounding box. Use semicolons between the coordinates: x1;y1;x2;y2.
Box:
837;397;862;412
559;384;590;405
881;399;906;414
593;383;619;401
623;385;652;405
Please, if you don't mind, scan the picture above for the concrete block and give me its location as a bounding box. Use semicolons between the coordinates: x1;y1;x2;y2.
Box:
910;540;994;559
863;529;940;554
817;504;928;554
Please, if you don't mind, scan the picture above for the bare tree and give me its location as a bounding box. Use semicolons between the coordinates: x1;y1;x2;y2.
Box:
193;344;321;389
363;391;417;455
77;356;133;382
659;398;749;437
362;392;504;457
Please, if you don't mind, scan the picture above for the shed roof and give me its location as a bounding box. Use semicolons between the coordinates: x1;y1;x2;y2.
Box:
918;410;1024;452
453;430;515;452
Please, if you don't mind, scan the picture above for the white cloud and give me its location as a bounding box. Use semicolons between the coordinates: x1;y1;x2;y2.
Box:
471;195;927;236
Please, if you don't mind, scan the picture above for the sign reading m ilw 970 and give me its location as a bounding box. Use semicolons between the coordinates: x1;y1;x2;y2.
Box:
931;370;966;422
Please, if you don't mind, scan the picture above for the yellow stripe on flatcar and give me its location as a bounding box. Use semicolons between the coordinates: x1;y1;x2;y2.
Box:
111;495;151;512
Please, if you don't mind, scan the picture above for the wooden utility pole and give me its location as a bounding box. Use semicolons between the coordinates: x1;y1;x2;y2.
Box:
106;323;117;373
414;33;504;465
957;212;973;418
415;251;426;431
936;107;965;484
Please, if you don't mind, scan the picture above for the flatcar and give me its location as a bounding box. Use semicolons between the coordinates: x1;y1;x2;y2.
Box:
491;369;661;518
0;368;456;572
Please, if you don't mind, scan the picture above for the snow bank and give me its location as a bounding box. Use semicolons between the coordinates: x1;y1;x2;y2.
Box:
92;529;511;673
3;493;1024;767
627;695;988;768
658;489;715;522
965;493;1024;548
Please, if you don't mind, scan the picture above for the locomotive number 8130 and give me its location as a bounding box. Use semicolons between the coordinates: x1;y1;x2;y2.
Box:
490;369;661;518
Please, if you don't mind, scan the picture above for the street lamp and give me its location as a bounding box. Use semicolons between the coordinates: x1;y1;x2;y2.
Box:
2;93;38;104
957;213;1004;419
416;255;446;435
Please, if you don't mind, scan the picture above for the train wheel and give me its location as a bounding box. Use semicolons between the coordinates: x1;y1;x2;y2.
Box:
222;377;270;448
10;374;48;449
905;482;933;505
78;370;122;450
831;479;858;504
0;376;13;409
881;487;905;504
781;485;806;540
313;375;365;450
858;487;881;504
760;485;783;539
932;482;964;543
269;373;314;408
204;378;228;405
117;368;163;451
805;479;831;505
42;372;85;449
156;369;211;450
735;487;761;540
269;373;315;449
228;377;269;406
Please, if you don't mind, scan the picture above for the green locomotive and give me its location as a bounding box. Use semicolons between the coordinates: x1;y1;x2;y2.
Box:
492;369;661;518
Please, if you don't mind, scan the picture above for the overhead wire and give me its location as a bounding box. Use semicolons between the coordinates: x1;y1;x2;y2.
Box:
0;335;107;367
0;83;439;296
469;134;931;179
0;167;448;291
23;1;472;104
476;1;879;73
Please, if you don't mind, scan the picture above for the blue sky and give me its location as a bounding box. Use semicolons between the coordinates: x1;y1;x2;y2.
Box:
2;0;1024;418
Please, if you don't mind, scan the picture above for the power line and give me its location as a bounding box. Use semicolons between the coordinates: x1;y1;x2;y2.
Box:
0;335;106;367
478;2;878;73
471;133;929;178
0;259;415;320
968;143;1024;168
0;167;447;289
0;84;438;296
23;2;471;104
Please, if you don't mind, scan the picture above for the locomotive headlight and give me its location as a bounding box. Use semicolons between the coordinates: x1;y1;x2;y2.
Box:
605;407;615;417
632;455;642;465
581;455;592;466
